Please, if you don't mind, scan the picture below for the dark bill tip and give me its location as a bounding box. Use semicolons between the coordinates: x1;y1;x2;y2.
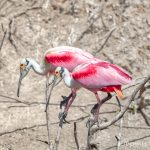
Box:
17;77;21;97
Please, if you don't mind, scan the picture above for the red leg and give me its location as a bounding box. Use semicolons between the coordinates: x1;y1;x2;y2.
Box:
64;91;76;113
94;92;101;121
59;91;76;127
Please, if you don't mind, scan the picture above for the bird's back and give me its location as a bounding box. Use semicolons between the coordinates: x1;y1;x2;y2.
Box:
72;61;132;90
44;46;95;72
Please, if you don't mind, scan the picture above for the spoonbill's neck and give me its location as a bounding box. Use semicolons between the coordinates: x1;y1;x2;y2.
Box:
28;58;47;75
63;68;74;88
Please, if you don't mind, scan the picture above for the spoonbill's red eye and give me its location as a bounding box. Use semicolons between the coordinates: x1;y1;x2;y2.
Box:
20;64;25;69
54;71;60;76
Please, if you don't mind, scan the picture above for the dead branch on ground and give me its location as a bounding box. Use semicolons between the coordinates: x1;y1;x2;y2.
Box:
0;24;7;52
74;122;80;150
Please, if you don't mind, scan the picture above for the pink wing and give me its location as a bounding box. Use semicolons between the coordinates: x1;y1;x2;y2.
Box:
44;46;95;72
72;62;132;90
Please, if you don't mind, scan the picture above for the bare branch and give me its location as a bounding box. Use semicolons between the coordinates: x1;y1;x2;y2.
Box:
53;127;62;150
115;97;124;150
140;108;150;126
8;19;19;53
45;77;53;150
94;28;116;55
52;103;66;150
0;24;7;52
74;122;80;150
14;6;42;19
86;125;92;150
0;123;46;136
135;82;150;125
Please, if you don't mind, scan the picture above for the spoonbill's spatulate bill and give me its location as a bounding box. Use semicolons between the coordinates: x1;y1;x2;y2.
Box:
17;46;99;97
52;61;132;126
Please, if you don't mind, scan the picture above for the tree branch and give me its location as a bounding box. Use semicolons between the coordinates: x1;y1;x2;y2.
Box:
94;28;116;55
74;122;80;150
115;97;124;150
45;76;53;150
0;24;7;52
8;19;19;53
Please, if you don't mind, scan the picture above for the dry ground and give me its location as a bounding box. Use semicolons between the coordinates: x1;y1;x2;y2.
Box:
0;0;150;150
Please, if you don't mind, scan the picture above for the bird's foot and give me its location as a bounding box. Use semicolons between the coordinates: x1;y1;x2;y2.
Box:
60;95;69;109
86;117;99;128
58;112;70;127
86;116;108;128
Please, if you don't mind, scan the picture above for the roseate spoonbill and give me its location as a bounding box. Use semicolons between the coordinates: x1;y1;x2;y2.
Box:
52;61;132;126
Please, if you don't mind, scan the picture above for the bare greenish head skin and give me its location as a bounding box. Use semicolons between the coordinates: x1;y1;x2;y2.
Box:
17;58;31;97
54;67;65;78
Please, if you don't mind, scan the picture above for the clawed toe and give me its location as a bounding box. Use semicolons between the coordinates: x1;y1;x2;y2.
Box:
58;112;67;120
60;96;69;109
86;117;99;128
59;112;70;127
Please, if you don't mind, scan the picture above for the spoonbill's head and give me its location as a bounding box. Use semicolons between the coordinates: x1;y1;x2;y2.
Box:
44;67;65;112
17;58;31;97
51;67;65;86
54;67;65;78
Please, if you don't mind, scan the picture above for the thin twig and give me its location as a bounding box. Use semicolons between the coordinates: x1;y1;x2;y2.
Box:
86;126;92;150
74;122;80;150
53;127;62;150
53;106;65;150
45;76;52;150
94;28;116;54
8;19;18;53
0;24;7;52
136;83;150;126
115;97;123;150
140;108;150;126
0;124;46;136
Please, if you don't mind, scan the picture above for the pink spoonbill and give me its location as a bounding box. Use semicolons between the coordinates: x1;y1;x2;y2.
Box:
52;61;132;126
